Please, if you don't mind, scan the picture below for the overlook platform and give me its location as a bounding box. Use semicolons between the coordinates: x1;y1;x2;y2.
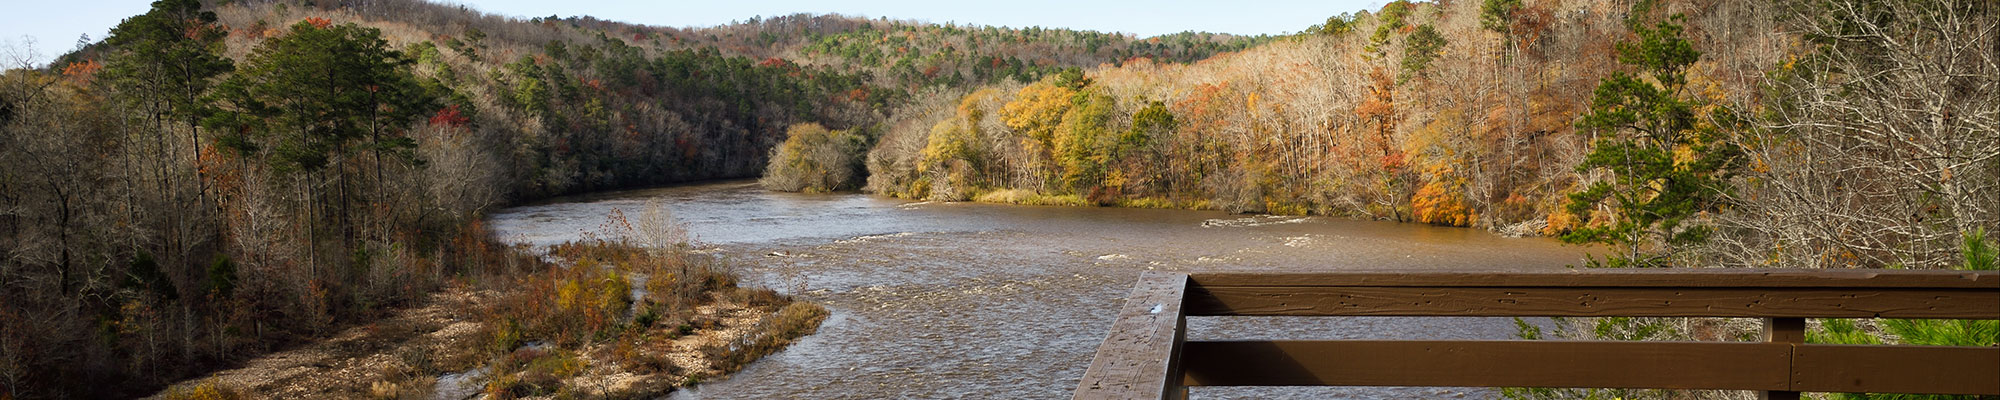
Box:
1072;269;2000;400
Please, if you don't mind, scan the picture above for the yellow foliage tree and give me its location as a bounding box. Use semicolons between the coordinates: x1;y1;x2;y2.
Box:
915;90;1004;199
996;78;1125;194
999;81;1076;159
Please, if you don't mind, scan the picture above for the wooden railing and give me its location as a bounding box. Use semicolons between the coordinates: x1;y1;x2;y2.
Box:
1072;269;2000;400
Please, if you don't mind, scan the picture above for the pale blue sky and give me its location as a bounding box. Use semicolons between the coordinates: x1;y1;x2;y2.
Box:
3;0;1382;67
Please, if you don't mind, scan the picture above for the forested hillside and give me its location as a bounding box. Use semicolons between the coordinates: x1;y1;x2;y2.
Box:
859;0;1777;226
791;22;1270;89
837;0;1996;270
0;0;1291;397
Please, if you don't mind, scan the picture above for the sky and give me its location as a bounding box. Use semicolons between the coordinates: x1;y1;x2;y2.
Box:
2;0;1383;67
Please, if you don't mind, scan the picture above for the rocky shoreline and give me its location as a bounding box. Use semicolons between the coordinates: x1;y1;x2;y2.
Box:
153;284;821;399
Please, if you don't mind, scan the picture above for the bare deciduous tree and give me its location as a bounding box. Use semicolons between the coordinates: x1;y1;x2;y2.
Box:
1708;0;2000;269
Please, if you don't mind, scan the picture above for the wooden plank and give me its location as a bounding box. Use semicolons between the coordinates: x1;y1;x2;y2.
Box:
1792;344;2000;395
1179;340;1792;390
1762;318;1805;400
1073;271;1189;400
1763;318;1805;343
1188;269;2000;289
1184;286;1999;318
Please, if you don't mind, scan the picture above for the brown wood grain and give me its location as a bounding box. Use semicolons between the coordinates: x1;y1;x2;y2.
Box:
1793;344;2000;395
1763;318;1806;400
1188;269;2000;289
1184;286;2000;318
1180;340;1793;389
1072;271;1189;400
1073;270;2000;399
1177;340;2000;395
1764;318;1806;343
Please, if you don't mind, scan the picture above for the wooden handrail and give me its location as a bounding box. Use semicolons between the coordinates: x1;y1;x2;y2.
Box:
1073;271;1189;400
1187;270;1998;318
1072;269;2000;400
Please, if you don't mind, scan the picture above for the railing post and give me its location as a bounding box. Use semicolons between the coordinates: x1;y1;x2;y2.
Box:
1763;317;1805;400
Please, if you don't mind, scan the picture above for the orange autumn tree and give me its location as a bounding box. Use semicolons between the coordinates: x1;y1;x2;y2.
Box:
1355;66;1413;221
1412;165;1478;226
60;60;103;86
1409;111;1478;227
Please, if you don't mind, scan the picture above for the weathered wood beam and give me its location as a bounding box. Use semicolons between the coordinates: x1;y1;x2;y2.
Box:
1793;343;2000;395
1184;286;1999;318
1188;270;1999;289
1073;271;1189;400
1181;340;1792;390
1180;340;2000;395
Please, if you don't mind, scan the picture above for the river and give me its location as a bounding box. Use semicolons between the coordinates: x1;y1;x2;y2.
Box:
486;181;1587;399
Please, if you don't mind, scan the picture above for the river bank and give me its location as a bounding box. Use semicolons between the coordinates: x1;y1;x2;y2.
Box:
152;238;826;400
869;184;1555;238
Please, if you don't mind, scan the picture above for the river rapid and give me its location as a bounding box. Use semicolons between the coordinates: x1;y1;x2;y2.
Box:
486;181;1587;399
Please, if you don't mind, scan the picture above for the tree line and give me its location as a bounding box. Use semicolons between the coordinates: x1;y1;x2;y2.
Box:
0;0;894;397
800;0;1995;274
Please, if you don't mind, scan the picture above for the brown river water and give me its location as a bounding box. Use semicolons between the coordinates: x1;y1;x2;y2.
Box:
486;181;1588;399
